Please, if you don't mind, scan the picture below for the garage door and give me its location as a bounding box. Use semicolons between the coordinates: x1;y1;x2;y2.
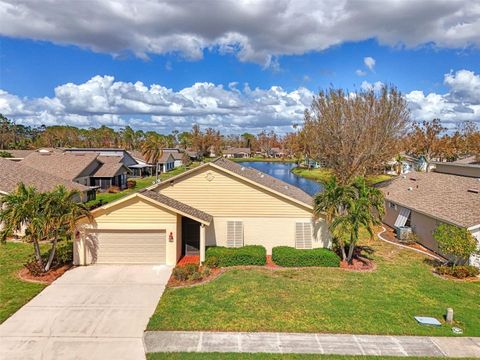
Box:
94;230;166;264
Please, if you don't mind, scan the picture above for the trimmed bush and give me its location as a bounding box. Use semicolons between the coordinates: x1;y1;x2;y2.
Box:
127;179;137;189
55;241;73;265
206;245;266;266
272;246;340;267
436;265;479;279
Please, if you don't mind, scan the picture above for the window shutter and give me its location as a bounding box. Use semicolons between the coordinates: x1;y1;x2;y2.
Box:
227;221;243;247
295;222;312;249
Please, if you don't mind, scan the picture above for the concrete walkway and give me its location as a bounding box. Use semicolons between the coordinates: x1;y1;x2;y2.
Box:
144;331;480;358
0;265;172;360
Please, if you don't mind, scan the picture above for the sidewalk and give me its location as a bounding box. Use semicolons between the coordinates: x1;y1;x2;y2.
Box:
144;331;480;358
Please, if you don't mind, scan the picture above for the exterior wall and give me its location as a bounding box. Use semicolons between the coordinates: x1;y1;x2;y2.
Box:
157;165;326;254
74;197;179;266
383;201;400;228
434;163;480;178
410;211;440;252
205;216;330;254
158;166;313;217
173;160;183;168
470;227;480;268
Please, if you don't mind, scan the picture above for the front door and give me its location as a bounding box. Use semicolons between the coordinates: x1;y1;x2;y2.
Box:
182;217;200;255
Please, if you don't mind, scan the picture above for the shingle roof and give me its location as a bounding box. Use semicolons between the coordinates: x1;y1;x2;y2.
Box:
128;150;175;164
0;158;89;194
211;157;313;207
3;149;35;159
223;147;251;154
139;189;213;223
21;152;99;181
377;171;480;228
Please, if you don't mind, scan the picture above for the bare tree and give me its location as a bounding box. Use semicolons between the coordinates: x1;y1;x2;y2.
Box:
303;86;409;184
407;119;446;171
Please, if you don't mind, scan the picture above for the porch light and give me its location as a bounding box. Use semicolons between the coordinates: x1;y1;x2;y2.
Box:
169;232;174;242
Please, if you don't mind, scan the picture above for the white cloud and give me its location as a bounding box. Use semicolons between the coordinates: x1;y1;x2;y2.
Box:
356;69;367;77
0;76;314;133
364;57;376;71
1;1;479;67
2;70;479;133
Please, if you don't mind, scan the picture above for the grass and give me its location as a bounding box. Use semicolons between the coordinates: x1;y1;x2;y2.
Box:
87;163;201;206
0;242;46;323
291;168;392;185
147;232;480;336
147;354;477;360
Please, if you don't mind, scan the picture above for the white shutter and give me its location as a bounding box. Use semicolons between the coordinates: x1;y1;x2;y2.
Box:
394;207;411;227
295;222;313;249
227;221;243;247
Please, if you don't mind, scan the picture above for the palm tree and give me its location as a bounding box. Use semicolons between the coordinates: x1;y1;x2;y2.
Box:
394;154;406;175
314;177;354;260
0;184;92;272
141;135;167;182
332;177;385;262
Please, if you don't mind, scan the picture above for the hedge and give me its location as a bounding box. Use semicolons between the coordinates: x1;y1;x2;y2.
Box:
272;246;340;267
206;245;266;267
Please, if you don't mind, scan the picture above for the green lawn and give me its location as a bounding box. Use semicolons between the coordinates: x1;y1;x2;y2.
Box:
147;354;476;360
147;234;480;336
87;163;201;206
0;242;46;323
292;168;392;185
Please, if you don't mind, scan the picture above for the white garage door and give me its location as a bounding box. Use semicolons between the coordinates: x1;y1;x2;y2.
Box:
94;230;166;264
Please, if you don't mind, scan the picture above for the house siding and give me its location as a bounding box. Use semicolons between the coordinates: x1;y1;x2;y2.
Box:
75;197;179;265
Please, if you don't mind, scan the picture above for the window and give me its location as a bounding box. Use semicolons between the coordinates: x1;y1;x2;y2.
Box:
227;221;243;247
295;222;313;249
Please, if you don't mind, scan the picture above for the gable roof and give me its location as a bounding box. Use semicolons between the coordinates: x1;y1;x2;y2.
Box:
378;171;480;228
92;160;129;178
0;158;89;194
21;152;99;181
88;189;212;225
223;147;251;155
128;150;175;165
151;157;314;209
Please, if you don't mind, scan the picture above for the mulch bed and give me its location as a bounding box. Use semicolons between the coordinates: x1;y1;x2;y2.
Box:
339;257;376;272
167;267;225;288
431;271;480;283
18;264;72;284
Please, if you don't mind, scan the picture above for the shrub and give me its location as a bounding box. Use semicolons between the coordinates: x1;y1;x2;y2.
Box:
55;241;73;265
24;256;45;276
107;186;121;193
434;223;478;266
206;245;266;266
87;199;106;210
436;265;479;279
172;267;189;281
127;179;137;189
189;271;203;281
202;267;211;277
204;256;219;268
272;246;340;267
183;263;199;275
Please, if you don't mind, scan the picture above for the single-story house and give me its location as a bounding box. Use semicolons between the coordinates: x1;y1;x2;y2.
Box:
0;158;92;202
163;149;185;168
74;158;330;266
269;147;286;158
222;147;251;158
128;150;176;176
378;167;480;267
21;151;129;190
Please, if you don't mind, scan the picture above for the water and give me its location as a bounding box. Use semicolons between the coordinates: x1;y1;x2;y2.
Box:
240;161;324;196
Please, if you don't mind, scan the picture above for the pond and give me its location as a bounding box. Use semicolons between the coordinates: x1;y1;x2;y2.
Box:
239;161;323;196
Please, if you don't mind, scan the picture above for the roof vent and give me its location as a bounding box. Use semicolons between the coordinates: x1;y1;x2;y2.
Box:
241;167;245;171
408;187;413;191
260;174;264;178
284;185;289;189
402;175;407;179
467;188;479;194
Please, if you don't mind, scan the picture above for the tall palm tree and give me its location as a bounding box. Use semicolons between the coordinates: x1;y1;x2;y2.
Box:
394;153;406;175
141;135;167;182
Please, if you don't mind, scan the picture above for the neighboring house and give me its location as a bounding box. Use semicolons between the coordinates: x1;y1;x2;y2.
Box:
163;148;185;168
74;158;330;266
3;148;57;162
384;154;426;175
453;155;480;165
378;167;480;267
129;150;177;176
0;158;92;202
269;147;286;158
222;147;251;158
64;147;139;169
21;152;129;190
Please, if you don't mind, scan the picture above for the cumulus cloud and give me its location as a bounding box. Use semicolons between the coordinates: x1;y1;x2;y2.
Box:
0;76;314;133
1;0;479;67
1;70;479;133
364;57;376;71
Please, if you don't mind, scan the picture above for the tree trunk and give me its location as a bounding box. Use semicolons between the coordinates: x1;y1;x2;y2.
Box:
340;245;347;262
44;238;57;272
32;240;43;268
347;243;355;263
155;163;159;183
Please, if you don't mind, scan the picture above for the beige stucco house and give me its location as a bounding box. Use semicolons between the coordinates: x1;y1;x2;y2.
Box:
75;158;329;266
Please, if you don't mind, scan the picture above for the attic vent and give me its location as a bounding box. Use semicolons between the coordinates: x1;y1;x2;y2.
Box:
409;177;417;181
467;188;479;194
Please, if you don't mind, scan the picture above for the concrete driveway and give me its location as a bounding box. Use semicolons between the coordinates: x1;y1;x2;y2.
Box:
0;264;172;360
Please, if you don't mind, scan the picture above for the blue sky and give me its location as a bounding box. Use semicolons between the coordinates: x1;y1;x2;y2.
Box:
0;0;479;133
